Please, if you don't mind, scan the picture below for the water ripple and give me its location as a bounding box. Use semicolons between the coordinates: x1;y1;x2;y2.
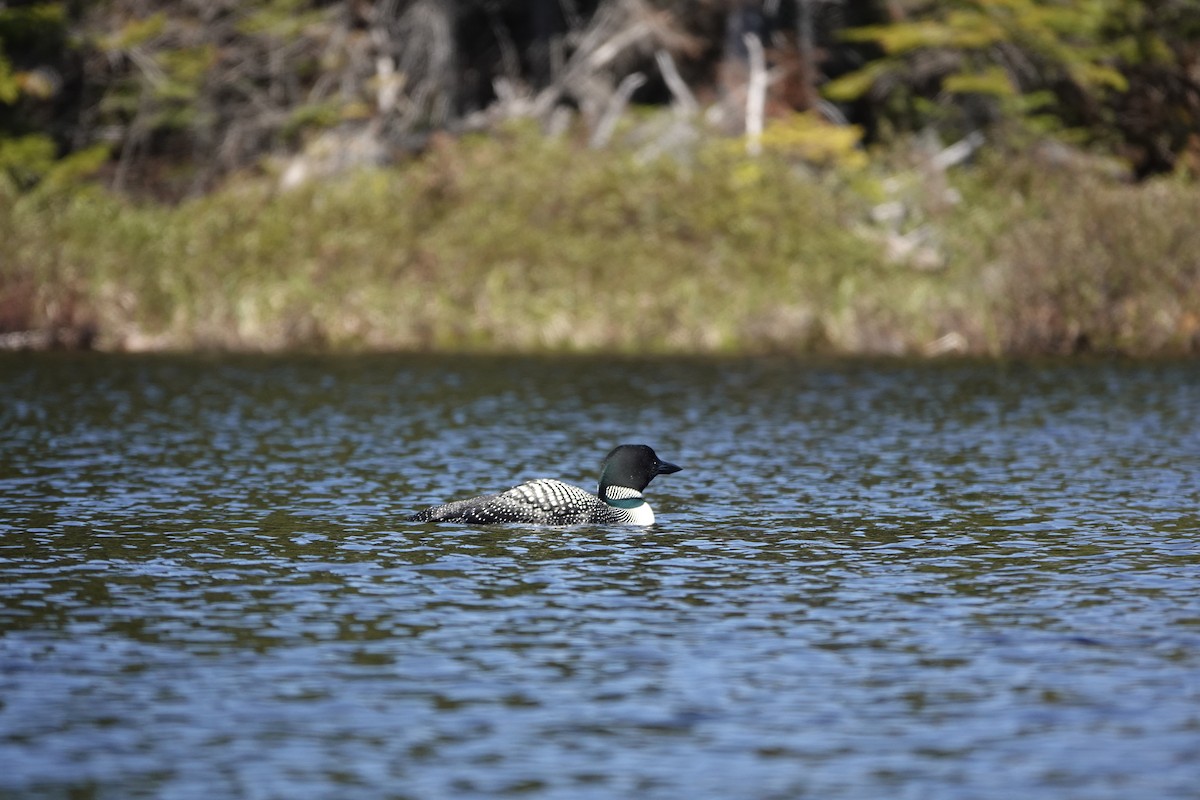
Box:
1;355;1198;799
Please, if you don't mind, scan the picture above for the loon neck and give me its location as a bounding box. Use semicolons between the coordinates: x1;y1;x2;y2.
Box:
603;485;654;523
606;496;646;510
601;484;645;508
619;498;656;525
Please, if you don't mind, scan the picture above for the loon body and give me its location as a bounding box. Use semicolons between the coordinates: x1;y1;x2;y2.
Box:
409;444;681;526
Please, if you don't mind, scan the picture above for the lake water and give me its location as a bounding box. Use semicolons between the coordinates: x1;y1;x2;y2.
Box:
2;354;1198;799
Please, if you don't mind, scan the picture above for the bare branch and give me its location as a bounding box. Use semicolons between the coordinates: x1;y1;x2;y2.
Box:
590;71;646;148
744;33;766;156
535;0;658;118
655;49;697;116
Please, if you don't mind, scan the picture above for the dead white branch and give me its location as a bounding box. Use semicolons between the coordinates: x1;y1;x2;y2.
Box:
655;49;697;116
744;33;766;156
375;56;403;114
931;131;985;171
590;72;646;147
534;0;658;119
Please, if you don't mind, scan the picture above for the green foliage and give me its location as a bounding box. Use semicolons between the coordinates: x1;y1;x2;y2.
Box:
757;113;868;169
1;0;1190;197
282;102;343;142
236;0;328;38
149;44;216;129
1100;0;1200;175
36;144;112;195
823;61;891;103
0;2;68;106
942;66;1016;97
0;54;21;104
0;2;102;194
0;2;67;54
95;12;166;52
0;134;55;188
825;0;1133;139
93;14;212;131
0;136;106;196
839;15;1004;54
74;1;366;193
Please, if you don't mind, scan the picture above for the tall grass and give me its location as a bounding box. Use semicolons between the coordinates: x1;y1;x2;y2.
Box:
2;129;1198;355
979;162;1200;354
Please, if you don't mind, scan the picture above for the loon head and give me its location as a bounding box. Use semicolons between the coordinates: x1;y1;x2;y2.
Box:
597;444;681;502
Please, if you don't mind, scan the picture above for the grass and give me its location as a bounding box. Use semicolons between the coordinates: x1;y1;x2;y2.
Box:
947;155;1200;355
2;124;1198;356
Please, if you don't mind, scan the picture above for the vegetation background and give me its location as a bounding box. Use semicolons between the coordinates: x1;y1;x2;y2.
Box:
2;0;1198;356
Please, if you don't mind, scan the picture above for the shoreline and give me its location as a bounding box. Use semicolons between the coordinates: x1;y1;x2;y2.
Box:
3;136;1198;359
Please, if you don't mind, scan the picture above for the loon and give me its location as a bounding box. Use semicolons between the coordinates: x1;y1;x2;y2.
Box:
408;444;681;526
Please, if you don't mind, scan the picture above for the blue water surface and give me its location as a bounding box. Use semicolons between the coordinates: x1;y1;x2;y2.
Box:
1;354;1198;799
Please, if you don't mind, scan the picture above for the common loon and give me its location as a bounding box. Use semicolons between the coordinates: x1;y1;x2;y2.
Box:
408;444;681;526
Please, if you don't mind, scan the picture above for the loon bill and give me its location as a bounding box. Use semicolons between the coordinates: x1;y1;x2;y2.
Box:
409;444;682;526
